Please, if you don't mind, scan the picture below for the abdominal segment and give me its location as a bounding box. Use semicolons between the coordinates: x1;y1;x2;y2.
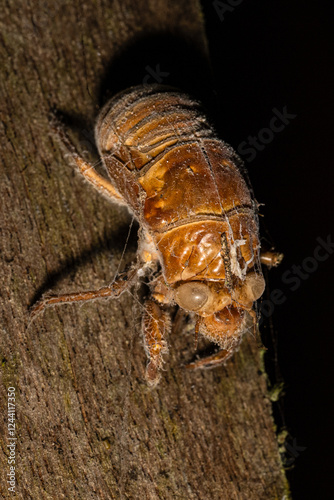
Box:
96;85;261;284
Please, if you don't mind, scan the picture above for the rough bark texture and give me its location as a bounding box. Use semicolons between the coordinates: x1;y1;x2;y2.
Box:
0;0;289;498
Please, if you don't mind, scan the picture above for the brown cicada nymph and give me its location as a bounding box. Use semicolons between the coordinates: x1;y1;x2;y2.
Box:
32;85;282;385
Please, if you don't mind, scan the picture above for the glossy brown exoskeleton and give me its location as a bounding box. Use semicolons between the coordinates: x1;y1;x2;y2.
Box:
32;85;282;385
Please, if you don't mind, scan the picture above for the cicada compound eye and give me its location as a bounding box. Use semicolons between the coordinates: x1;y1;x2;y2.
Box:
174;282;210;312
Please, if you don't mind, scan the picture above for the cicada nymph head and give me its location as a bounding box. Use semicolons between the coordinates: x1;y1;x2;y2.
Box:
173;271;265;348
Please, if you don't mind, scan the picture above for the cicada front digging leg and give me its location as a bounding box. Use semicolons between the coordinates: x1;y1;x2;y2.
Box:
142;300;171;386
186;345;238;371
186;316;237;370
186;308;258;371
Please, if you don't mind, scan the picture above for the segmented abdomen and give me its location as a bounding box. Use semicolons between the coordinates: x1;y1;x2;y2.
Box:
96;85;260;284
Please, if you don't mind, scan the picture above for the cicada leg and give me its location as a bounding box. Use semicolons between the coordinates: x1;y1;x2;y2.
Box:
50;115;126;205
186;347;236;370
186;311;255;370
260;250;284;268
30;263;140;320
142;300;171;386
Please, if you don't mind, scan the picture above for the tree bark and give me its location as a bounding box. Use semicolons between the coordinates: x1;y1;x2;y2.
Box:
0;0;289;498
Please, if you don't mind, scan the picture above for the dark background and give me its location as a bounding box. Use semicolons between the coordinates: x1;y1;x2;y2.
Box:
200;1;333;498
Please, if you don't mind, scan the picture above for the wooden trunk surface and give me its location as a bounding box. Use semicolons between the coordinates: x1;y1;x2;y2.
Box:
0;0;288;498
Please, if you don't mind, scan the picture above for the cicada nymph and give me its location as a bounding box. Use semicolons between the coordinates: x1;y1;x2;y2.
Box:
32;85;282;385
